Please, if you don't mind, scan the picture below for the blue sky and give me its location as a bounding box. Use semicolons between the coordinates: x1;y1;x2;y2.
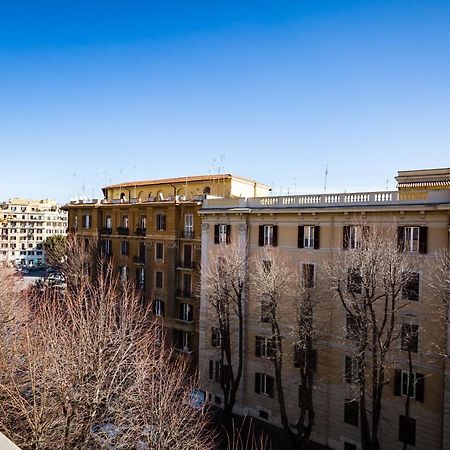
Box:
1;1;449;203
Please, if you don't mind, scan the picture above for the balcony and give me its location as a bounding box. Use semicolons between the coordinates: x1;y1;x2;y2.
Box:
100;227;112;235
177;260;196;270
176;289;196;299
133;255;145;264
182;229;194;239
135;227;147;237
117;226;129;236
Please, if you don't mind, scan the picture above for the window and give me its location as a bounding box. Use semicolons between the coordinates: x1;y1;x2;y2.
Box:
122;214;129;229
255;336;273;358
119;266;128;282
102;239;112;256
156;214;166;231
302;264;315;288
343;225;368;250
105;215;112;229
394;369;424;401
153;299;164;317
155;271;163;289
211;327;222;348
345;356;359;384
398;226;428;254
399;415;416;446
261;299;271;323
298;225;320;249
82;214;91;229
140;214;147;230
402;272;420;301
136;268;145;289
184;214;194;238
121;240;129;256
155;242;164;260
208;360;214;380
346;314;358;340
255;373;274;397
259;410;269;420
258;225;278;247
183;244;192;268
344;399;359;426
293;345;317;371
263;260;272;273
175;330;191;352
401;323;419;353
344;443;357;450
214;224;230;244
179;303;193;322
347;268;362;294
183;273;192;296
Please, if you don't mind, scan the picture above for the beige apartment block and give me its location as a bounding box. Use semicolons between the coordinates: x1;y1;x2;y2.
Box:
199;168;450;450
65;174;269;366
0;198;67;267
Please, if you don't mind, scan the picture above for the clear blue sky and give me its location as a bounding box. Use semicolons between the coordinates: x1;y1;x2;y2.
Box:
1;1;449;203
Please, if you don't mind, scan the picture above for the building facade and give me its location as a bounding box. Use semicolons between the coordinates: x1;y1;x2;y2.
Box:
0;198;67;267
199;168;450;450
65;174;269;365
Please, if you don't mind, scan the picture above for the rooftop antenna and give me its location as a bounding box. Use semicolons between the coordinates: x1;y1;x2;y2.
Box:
386;178;389;191
133;165;137;199
324;164;329;193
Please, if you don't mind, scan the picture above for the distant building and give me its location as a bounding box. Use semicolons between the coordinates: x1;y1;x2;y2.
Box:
65;174;269;367
0;198;67;267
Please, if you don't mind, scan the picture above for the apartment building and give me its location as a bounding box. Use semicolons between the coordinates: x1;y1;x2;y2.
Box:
65;174;269;365
0;198;67;267
198;168;450;450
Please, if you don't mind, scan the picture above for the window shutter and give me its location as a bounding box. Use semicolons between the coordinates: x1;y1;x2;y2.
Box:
343;226;350;249
209;360;214;380
397;227;405;251
314;226;320;249
211;328;216;347
419;226;428;254
298;226;304;248
258;226;264;247
255;373;261;393
345;356;352;383
226;225;231;244
188;305;193;322
215;361;220;383
416;373;424;402
214;225;219;244
272;226;278;247
161;301;165;317
255;336;262;357
267;376;274;398
394;369;401;396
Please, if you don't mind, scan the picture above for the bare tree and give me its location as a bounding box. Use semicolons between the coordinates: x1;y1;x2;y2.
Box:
0;253;214;449
203;243;248;418
324;224;420;450
252;247;318;449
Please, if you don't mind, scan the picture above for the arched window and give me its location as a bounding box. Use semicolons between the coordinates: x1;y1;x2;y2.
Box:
203;186;211;195
120;192;127;203
156;191;164;201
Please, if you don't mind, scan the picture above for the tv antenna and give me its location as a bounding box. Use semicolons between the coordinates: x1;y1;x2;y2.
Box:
324;164;329;193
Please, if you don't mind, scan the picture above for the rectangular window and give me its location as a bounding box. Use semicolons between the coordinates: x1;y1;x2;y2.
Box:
184;214;194;238
122;214;129;229
261;299;271;323
264;225;273;246
347;268;362;294
183;244;192;268
155;242;164;260
402;272;420;301
219;224;228;244
211;327;222;348
179;303;193;322
293;345;317;371
302;263;315;288
401;324;419;353
259;225;278;247
255;373;274;397
346;314;358;340
344;399;359;426
343;225;366;249
255;336;273;358
155;271;163;289
136;268;145;289
156;214;166;231
176;330;191;352
82;214;91;229
153;299;164;317
399;415;416;446
345;356;359;384
140;214;147;230
105;215;112;229
121;240;129;256
404;226;420;252
303;225;315;248
183;273;192;296
119;266;128;282
209;360;214;380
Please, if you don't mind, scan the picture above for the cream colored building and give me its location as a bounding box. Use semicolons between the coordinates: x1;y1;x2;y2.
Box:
0;198;67;267
199;168;450;450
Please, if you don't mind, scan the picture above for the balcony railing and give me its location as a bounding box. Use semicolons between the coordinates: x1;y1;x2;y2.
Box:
176;289;196;299
136;227;147;236
117;226;129;236
177;260;196;270
100;227;112;235
133;255;145;264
